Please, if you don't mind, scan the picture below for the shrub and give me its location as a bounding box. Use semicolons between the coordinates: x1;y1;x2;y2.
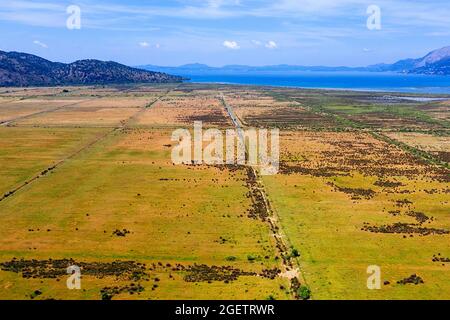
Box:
247;254;257;262
226;256;236;261
291;248;300;258
297;285;311;300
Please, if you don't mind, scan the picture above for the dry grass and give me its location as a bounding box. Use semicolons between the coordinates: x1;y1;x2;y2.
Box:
0;128;289;300
386;132;450;163
0;84;448;300
0;98;85;122
135;94;232;127
263;130;449;299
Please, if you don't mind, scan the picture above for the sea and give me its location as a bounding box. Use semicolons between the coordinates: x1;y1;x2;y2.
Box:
184;71;450;95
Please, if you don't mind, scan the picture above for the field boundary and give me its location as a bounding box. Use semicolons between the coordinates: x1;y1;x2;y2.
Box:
219;93;307;300
0;87;176;203
371;131;450;170
0;98;101;127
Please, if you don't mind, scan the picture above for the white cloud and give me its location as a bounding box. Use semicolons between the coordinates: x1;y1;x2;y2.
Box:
265;40;277;49
363;48;371;52
139;41;150;47
155;43;160;49
223;40;240;50
33;40;48;48
251;40;262;46
2;0;450;34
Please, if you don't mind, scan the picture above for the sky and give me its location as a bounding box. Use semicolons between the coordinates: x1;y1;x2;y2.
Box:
0;0;450;67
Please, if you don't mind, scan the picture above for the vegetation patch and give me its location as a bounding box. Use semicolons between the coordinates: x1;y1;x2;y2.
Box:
100;283;145;300
183;264;256;283
397;274;424;285
0;258;148;281
361;222;449;236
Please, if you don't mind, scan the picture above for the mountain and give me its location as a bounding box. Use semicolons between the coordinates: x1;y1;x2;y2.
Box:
366;59;418;72
139;46;450;76
413;57;450;75
138;63;365;75
408;46;450;75
0;51;183;87
368;46;450;74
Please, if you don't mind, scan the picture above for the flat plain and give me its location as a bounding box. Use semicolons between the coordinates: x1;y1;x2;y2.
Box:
0;84;448;300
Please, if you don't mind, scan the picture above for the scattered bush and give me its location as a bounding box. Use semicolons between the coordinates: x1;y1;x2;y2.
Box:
297;285;311;300
291;248;300;258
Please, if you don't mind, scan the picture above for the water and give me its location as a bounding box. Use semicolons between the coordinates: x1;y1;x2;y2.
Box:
183;71;450;94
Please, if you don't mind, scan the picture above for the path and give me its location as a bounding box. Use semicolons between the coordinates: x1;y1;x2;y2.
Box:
218;92;306;299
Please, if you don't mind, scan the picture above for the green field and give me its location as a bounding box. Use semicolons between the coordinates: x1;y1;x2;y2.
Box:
0;84;448;300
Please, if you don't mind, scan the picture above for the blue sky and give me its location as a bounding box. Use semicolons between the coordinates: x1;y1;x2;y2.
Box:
0;0;450;67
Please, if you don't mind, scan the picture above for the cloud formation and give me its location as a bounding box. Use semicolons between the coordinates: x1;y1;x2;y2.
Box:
0;0;448;66
265;41;277;49
33;40;48;48
223;40;240;50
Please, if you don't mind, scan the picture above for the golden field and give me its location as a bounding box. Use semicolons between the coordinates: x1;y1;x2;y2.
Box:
0;84;448;300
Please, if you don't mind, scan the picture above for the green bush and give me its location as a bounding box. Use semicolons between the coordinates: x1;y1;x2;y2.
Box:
291;248;300;258
297;285;311;300
247;254;257;262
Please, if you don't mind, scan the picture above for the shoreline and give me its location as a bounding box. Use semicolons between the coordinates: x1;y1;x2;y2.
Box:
185;80;450;97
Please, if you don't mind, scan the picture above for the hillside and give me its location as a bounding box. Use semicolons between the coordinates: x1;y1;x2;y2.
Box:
408;47;450;75
0;51;183;86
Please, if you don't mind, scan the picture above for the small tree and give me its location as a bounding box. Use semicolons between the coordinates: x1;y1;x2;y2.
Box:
297;285;311;300
291;248;300;258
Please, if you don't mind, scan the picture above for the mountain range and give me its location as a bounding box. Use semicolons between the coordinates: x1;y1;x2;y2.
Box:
139;46;450;76
1;46;450;87
0;51;182;87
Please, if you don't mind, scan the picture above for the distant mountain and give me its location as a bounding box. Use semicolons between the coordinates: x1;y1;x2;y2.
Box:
139;46;450;76
366;46;450;75
407;46;450;75
366;59;418;72
138;63;365;75
0;51;183;87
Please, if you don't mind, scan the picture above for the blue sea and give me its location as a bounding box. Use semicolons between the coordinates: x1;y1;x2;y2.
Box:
184;72;450;94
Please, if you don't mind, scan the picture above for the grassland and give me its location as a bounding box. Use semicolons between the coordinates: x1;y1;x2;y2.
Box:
263;131;449;299
0;85;291;300
0;84;448;300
